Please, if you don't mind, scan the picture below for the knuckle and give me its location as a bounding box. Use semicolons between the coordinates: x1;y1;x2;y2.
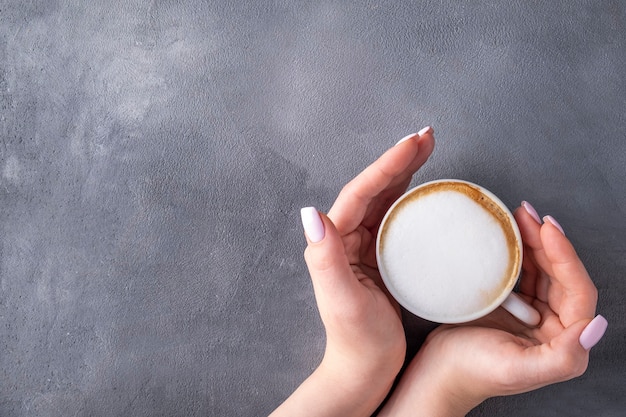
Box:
303;245;335;274
339;181;359;200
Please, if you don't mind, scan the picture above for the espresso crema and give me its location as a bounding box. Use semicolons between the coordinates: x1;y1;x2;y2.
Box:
377;180;521;323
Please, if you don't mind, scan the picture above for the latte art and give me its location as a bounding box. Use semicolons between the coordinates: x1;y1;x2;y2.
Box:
376;180;522;323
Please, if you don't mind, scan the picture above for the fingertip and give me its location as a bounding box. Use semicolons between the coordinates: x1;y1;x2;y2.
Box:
543;215;565;236
300;210;357;297
395;126;433;146
418;125;434;136
300;207;325;243
522;201;542;225
415;127;436;158
515;202;543;250
395;132;420;146
539;215;578;265
579;315;608;350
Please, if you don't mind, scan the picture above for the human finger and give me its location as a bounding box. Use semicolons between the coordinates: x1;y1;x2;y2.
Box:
300;207;360;304
540;217;598;326
512;315;607;392
514;201;553;303
362;131;436;231
328;127;435;235
514;202;543;298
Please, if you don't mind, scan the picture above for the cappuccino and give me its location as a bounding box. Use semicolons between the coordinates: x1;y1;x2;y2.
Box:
376;180;526;323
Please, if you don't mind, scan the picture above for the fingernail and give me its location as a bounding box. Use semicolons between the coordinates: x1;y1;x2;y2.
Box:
300;207;325;243
522;201;542;224
395;127;433;146
395;132;419;146
543;215;565;235
418;125;433;136
579;315;608;350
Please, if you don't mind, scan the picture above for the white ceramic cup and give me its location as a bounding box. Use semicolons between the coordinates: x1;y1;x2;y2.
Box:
376;179;540;326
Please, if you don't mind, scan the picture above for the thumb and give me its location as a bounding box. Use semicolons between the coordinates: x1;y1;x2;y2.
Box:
521;315;607;387
300;207;359;299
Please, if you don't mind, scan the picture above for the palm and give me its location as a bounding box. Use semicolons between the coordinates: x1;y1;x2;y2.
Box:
416;204;598;399
338;222;397;309
427;308;552;393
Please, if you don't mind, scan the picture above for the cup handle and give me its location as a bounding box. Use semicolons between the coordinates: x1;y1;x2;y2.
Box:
501;292;541;326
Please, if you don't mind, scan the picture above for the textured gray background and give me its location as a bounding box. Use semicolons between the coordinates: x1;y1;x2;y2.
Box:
1;1;624;416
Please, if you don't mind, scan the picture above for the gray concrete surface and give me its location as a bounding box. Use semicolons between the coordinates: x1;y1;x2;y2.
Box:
1;1;624;416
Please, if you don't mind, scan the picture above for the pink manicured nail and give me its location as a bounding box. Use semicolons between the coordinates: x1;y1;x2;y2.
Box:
395;127;433;146
579;315;608;350
418;126;433;136
543;215;565;235
522;201;542;224
395;133;419;146
300;207;325;243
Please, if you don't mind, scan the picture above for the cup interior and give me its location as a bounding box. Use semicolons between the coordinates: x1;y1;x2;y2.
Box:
376;179;522;323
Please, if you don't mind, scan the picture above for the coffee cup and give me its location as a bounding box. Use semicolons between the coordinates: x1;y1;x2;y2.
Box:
376;179;540;326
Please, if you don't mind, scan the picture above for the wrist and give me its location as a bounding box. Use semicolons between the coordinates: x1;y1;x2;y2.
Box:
320;330;406;397
316;350;400;414
271;352;401;417
379;339;483;417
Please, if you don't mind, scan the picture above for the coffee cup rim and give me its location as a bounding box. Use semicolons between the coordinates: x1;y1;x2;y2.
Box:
376;179;523;323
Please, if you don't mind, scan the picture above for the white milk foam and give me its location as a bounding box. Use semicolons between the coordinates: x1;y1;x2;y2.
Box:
381;190;510;320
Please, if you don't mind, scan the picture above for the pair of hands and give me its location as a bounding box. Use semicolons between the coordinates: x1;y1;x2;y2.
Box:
271;128;607;417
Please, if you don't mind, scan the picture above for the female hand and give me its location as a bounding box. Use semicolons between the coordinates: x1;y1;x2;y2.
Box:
270;127;435;417
379;202;608;417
